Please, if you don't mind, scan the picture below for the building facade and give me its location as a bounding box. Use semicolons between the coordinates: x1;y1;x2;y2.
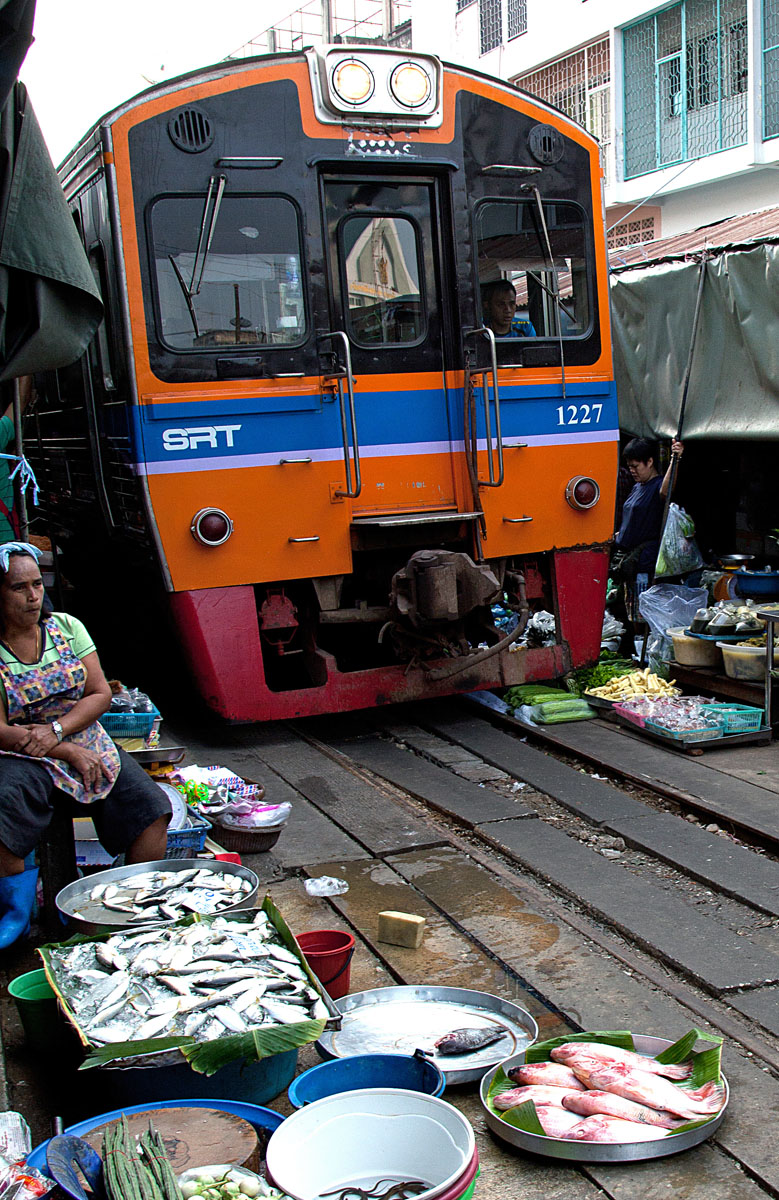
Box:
411;0;779;243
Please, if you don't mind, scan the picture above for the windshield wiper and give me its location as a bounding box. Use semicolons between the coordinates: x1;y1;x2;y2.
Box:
190;174;227;295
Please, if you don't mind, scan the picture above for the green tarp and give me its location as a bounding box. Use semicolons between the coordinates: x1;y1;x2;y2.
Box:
0;81;102;380
609;242;779;440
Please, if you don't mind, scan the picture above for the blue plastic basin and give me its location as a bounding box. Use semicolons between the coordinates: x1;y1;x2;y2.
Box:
287;1052;446;1108
27;1098;284;1174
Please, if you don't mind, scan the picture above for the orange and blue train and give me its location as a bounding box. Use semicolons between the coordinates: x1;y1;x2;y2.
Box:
33;45;618;720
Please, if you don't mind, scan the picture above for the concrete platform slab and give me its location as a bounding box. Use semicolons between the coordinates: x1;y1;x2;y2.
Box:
476;817;779;992
332;734;535;826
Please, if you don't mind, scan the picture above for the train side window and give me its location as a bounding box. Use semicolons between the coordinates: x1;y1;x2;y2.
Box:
341;215;425;346
88;246;117;391
150;195;305;351
475;200;591;340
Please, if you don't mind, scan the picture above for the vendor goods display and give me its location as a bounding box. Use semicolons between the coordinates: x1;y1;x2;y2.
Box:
718;640;778;681
614;696;724;740
667;628;722;668
317;985;538;1086
527;697;596;724
585;668;679;703
265;1090;476;1200
39;900;335;1072
178;1164;285;1200
173;767;289;854
56;860;258;933
481;1029;727;1163
564;656;635;698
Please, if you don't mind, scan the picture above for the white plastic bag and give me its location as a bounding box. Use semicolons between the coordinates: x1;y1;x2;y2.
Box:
638;583;708;668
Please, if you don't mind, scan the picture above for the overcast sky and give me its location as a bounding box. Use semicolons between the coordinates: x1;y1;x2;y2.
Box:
20;1;293;163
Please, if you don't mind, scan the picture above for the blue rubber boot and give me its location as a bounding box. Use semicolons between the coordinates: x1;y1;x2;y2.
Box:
0;861;39;949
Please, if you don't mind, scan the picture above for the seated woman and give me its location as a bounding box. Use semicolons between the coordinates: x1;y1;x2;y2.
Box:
0;542;171;948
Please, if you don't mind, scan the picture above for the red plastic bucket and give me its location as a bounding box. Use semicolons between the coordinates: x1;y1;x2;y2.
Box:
297;929;355;999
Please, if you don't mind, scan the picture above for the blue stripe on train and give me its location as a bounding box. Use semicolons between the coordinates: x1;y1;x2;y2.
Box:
134;381;619;468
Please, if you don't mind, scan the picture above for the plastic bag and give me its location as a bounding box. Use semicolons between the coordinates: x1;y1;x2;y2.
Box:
305;876;349;897
638;583;708;668
655;504;704;579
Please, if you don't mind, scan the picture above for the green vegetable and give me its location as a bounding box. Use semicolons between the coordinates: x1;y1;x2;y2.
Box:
103;1118;183;1200
530;698;595;723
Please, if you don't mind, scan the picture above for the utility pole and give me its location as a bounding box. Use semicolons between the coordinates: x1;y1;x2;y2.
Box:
322;0;334;42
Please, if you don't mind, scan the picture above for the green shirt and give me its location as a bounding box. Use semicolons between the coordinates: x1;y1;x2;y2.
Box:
0;613;96;715
0;414;16;543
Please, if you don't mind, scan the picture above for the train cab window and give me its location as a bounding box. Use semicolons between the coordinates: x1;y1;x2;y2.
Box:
341;215;425;346
150;195;305;352
476;200;590;340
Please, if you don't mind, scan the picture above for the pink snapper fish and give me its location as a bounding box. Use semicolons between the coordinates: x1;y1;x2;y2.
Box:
570;1062;724;1120
493;1085;584;1111
508;1062;585;1091
568;1115;671;1143
562;1089;683;1129
551;1041;692;1080
532;1105;583;1139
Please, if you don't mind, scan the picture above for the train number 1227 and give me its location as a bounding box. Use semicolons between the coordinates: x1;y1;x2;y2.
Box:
556;403;602;426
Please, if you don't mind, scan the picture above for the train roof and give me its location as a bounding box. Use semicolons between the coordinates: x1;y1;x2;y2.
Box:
58;45;598;186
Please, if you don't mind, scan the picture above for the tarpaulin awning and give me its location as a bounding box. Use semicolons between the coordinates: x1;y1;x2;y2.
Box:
0;80;102;380
609;241;779;441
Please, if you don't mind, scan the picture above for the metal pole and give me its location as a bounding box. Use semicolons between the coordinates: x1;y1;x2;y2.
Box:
12;377;28;540
322;0;334;42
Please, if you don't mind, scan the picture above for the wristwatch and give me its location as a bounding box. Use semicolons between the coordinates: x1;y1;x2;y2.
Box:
51;720;64;743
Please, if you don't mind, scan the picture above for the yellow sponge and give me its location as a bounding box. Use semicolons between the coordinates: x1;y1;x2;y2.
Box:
377;910;426;949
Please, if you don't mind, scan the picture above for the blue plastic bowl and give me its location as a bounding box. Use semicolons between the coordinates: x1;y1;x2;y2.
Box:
287;1052;446;1108
27;1098;284;1174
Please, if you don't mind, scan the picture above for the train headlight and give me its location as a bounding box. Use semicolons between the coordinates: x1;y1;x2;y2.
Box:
565;476;600;510
389;61;432;108
191;508;234;546
331;58;375;105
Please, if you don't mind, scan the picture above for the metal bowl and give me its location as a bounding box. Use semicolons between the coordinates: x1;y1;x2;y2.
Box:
718;555;754;570
55;858;259;936
480;1035;728;1162
316;985;538;1086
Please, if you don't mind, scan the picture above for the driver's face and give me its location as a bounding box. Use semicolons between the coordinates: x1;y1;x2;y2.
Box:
485;290;516;335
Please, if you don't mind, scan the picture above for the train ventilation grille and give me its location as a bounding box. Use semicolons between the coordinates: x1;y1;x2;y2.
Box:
168;108;215;153
528;124;564;165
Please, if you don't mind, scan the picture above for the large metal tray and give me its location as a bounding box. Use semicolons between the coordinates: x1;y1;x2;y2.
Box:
480;1035;729;1162
56;858;259;936
316;985;538;1085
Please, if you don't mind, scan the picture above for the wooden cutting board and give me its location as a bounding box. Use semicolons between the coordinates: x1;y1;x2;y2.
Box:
83;1106;260;1173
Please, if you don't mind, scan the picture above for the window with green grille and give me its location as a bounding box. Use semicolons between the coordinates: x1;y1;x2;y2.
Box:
765;0;779;137
623;0;748;178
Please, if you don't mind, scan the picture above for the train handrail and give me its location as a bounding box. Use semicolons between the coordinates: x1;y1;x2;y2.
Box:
463;326;504;488
318;331;362;499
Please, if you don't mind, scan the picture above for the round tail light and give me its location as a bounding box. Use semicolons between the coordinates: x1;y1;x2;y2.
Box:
191;508;233;546
565;476;600;510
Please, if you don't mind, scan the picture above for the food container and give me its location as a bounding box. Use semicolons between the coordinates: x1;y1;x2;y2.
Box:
54;858;259;935
717;641;777;681
481;1034;728;1163
265;1088;476;1200
734;570;779;600
668;628;722;668
210;820;286;854
287;1051;446;1108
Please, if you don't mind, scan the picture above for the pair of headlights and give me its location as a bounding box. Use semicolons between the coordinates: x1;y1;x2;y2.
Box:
331;57;433;109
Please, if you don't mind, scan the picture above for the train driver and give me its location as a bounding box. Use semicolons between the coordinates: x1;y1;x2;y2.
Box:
481;280;536;338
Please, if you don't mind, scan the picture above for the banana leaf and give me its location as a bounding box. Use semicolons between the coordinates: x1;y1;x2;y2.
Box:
38;896;330;1074
485;1027;724;1139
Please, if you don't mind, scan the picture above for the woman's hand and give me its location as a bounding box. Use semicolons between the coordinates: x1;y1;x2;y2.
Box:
57;743;112;791
14;722;60;757
671;439;684;458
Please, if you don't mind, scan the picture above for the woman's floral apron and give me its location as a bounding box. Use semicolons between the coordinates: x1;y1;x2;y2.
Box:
0;617;120;804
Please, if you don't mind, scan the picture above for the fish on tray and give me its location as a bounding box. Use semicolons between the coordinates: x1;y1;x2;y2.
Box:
567;1115;671;1143
493;1085;584;1111
551;1041;692;1080
562;1090;683;1129
569;1062;724;1120
434;1026;507;1055
46;910;330;1048
80;867;254;921
531;1105;583;1139
508;1062;586;1090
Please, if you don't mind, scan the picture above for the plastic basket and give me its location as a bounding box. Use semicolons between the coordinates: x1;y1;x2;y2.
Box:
644;719;723;742
211;821;286;854
165;810;211;859
99;705;161;739
701;703;765;733
613;704;648;728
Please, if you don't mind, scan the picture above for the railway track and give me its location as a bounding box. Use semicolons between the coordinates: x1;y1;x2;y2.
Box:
3;698;777;1200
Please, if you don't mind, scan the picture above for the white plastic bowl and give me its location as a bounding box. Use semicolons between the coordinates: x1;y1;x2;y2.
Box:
265;1087;475;1200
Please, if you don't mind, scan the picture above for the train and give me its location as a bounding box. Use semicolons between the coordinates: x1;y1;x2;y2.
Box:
29;45;618;720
